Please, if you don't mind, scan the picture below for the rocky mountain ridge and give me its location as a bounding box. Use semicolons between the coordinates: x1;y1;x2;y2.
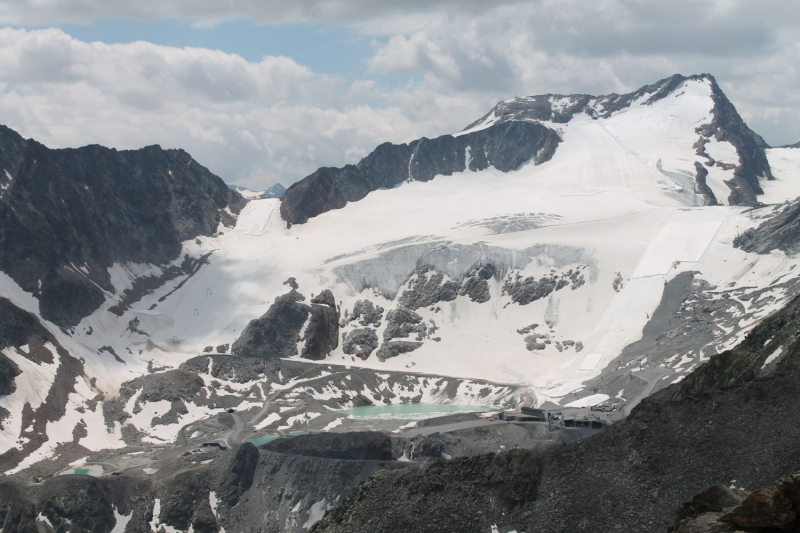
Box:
0;125;246;327
281;74;772;225
280;120;560;225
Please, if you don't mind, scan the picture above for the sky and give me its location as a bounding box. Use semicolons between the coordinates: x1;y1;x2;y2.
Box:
0;0;798;190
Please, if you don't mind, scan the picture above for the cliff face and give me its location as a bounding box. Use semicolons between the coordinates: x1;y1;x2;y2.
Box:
0;125;246;327
279;120;560;225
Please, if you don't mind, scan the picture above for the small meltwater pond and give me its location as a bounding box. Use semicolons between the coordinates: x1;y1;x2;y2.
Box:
248;431;310;446
247;435;282;446
59;465;103;476
337;403;495;420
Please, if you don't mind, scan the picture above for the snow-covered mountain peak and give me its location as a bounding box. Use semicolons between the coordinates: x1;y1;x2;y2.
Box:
460;74;714;134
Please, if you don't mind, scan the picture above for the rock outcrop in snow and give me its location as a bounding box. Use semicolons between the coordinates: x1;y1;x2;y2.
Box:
232;288;340;361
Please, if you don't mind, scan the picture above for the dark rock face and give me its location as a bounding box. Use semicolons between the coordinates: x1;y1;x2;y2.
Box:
342;328;379;359
399;266;460;310
310;289;336;308
669;474;800;532
502;266;585;306
735;200;800;256
302;290;339;361
232;289;339;362
460;264;496;303
375;340;422;361
612;271;624;292
231;290;310;359
347;299;383;327
0;297;60;397
668;484;748;532
0;125;245;327
524;334;547;351
158;469;215;533
216;442;259;507
0;353;18;400
107;369;204;430
383;307;426;341
263;432;393;461
0;298;86;469
280;121;561;225
695;75;773;205
311;450;542;533
0;475;151;533
692;161;719;206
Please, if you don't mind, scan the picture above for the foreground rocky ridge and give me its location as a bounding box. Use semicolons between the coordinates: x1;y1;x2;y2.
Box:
0;125;245;327
668;472;800;532
310;287;800;533
0;416;567;533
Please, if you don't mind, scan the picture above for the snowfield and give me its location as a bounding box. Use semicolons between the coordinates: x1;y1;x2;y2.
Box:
1;76;800;468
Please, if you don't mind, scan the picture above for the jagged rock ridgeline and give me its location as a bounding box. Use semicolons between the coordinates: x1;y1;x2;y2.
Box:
0;125;246;327
693;75;773;205
280;120;561;225
461;73;698;129
232;287;339;361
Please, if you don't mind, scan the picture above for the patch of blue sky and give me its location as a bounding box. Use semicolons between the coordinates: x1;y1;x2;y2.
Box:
47;19;376;77
18;19;425;104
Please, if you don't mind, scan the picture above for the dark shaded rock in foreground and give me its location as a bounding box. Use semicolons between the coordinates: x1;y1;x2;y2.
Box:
280;120;560;225
669;473;800;532
263;432;393;461
310;291;800;533
0;125;246;327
